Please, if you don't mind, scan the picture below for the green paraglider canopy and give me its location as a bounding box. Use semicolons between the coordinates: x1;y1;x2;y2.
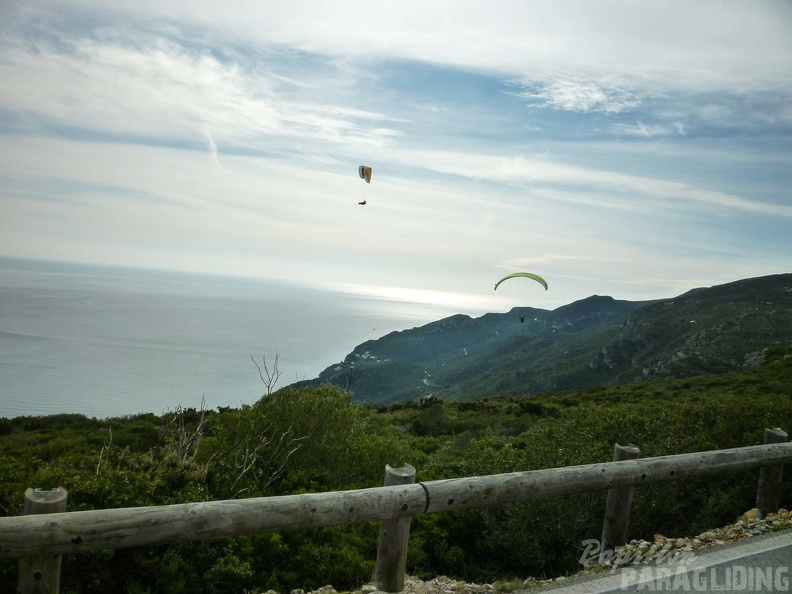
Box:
494;272;548;291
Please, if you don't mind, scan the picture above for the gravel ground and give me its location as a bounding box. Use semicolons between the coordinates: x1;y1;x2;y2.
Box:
260;508;792;594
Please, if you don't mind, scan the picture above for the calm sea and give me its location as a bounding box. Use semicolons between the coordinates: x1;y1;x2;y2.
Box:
0;259;465;419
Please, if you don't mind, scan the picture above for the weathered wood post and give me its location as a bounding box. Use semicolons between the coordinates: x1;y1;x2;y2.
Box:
18;487;68;594
756;428;788;520
600;444;640;561
374;464;416;593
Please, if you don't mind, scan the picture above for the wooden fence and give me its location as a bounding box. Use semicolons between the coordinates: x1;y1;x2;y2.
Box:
2;428;789;594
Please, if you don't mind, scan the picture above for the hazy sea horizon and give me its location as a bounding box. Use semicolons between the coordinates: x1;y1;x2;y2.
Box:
0;258;472;419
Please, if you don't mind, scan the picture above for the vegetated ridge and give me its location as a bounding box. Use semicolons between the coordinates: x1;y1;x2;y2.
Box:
3;343;792;591
293;273;792;403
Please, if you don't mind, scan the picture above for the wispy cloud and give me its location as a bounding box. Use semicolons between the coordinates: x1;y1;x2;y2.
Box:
610;121;686;137
204;125;220;165
499;254;632;269
513;74;641;114
0;28;401;153
382;148;792;219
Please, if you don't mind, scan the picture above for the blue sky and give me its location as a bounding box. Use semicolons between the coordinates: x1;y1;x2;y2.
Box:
1;0;791;312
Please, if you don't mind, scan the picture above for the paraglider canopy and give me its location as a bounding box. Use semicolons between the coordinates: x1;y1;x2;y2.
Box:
358;165;372;184
494;272;548;291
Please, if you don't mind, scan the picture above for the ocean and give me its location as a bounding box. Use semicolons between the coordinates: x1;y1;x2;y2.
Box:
0;258;469;419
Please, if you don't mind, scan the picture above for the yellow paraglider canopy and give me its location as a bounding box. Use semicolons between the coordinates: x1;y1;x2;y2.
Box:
494;272;548;291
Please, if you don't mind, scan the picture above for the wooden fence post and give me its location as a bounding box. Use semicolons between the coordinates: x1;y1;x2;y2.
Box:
374;464;416;593
600;444;640;561
18;487;68;594
756;428;788;520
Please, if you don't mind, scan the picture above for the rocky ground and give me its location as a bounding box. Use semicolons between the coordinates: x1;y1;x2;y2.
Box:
259;508;792;594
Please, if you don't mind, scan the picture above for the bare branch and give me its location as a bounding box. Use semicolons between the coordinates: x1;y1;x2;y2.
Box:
96;427;113;475
342;364;364;391
222;418;307;498
251;353;282;396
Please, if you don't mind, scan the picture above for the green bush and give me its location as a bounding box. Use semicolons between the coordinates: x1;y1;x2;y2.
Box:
1;358;791;591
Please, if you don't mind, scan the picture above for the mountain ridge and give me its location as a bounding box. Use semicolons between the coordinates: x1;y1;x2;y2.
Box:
290;273;792;403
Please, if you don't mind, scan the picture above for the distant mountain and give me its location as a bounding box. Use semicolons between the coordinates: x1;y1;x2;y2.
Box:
290;274;792;404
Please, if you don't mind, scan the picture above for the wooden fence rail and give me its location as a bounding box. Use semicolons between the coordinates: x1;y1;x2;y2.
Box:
3;432;790;593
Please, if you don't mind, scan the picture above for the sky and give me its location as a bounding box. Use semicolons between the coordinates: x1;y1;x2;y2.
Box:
1;0;791;312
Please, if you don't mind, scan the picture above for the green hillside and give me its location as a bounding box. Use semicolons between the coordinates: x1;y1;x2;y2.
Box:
299;274;792;404
1;350;792;593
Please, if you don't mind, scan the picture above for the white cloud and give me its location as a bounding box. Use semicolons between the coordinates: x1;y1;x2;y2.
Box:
1;0;791;307
514;74;641;114
0;31;400;152
380;148;792;219
4;1;792;145
204;125;220;165
610;121;679;137
499;254;631;269
1;130;788;307
28;1;791;98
